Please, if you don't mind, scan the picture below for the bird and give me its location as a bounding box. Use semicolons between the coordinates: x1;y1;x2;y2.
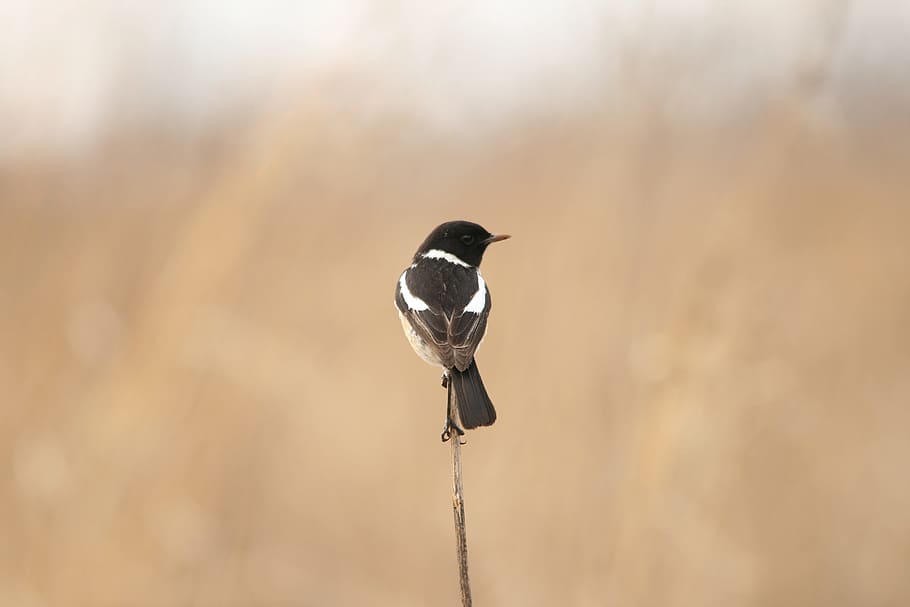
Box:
395;220;510;441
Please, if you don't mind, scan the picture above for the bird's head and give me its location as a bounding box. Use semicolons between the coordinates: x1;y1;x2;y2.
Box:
416;220;510;267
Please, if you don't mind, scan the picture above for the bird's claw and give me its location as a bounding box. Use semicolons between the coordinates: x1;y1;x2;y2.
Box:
440;418;465;443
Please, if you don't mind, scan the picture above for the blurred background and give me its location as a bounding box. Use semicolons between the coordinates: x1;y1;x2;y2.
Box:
2;1;909;605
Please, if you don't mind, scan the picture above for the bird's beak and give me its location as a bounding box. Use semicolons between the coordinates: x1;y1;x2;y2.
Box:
484;234;511;244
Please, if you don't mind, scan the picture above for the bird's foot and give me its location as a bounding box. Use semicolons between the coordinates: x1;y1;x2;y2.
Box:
440;418;465;443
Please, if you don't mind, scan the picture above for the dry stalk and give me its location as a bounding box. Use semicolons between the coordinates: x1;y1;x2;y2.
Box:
448;384;472;606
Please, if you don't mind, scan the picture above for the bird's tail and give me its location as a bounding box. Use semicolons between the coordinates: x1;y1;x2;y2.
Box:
449;360;497;429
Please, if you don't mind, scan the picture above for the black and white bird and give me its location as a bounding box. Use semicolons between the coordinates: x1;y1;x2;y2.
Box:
395;221;510;441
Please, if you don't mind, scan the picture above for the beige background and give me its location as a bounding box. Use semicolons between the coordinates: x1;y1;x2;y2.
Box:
3;3;910;606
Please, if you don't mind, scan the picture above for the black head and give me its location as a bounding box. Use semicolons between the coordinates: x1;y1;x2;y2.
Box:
415;220;510;267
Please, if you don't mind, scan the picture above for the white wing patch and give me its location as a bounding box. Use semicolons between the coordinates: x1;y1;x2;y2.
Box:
423;249;471;267
464;273;487;313
398;270;429;311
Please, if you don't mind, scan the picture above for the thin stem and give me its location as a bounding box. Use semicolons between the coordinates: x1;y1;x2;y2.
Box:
450;388;472;606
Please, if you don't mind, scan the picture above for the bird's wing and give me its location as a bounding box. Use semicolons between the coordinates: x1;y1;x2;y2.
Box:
448;293;491;372
395;274;456;367
396;265;492;371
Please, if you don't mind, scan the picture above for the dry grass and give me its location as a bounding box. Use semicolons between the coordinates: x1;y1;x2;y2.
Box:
1;97;909;606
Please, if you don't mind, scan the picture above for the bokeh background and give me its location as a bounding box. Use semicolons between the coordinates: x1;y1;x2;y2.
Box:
3;1;910;605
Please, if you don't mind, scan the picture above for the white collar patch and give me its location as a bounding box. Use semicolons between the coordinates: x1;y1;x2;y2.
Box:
422;249;471;267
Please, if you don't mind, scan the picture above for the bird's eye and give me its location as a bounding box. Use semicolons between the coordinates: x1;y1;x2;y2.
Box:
460;234;475;245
